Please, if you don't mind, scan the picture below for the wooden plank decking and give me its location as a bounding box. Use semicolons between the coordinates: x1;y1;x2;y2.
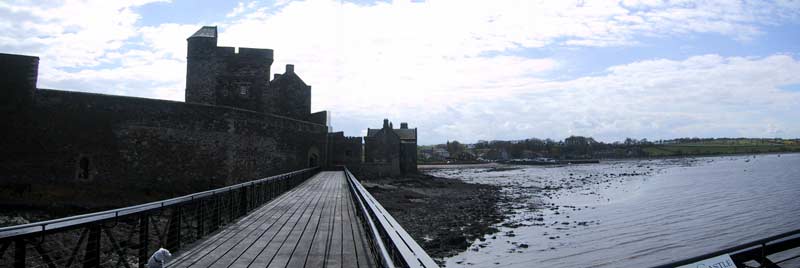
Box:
168;171;376;268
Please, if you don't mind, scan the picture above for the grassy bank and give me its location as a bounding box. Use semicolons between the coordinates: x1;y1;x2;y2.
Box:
642;144;800;157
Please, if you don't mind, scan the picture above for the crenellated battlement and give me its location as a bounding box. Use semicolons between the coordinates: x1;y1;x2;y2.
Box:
343;136;363;142
185;26;316;122
327;132;363;166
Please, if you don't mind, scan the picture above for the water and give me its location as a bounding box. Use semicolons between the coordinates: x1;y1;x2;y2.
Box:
425;154;800;267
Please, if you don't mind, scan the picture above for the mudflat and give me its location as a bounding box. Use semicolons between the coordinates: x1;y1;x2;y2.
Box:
362;173;505;260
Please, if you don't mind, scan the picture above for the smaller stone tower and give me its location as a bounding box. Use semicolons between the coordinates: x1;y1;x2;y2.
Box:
364;119;418;175
0;53;38;110
266;64;312;120
186;26;220;105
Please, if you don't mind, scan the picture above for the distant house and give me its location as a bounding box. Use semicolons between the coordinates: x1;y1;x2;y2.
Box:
432;148;450;159
364;119;418;175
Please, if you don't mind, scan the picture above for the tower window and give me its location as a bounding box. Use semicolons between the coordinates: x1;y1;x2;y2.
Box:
239;86;248;96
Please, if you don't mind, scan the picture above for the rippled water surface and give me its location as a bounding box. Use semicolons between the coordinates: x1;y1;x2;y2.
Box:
426;154;800;268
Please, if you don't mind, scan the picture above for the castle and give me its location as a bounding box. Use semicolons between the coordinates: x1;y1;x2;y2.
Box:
0;26;416;209
365;119;418;174
328;119;418;177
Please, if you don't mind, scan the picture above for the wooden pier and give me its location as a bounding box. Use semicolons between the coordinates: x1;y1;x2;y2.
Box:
168;171;376;268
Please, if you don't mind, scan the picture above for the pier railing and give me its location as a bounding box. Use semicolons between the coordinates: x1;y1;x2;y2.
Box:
343;167;439;268
0;167;319;268
652;228;800;268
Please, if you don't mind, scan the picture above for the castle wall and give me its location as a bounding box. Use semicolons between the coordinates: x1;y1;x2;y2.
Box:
327;132;363;167
0;88;327;209
400;141;418;173
349;162;401;178
363;128;401;176
308;111;329;126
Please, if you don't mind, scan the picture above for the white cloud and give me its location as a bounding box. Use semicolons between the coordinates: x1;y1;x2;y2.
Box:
227;1;258;18
0;0;192;99
418;54;800;143
212;0;800;143
2;0;800;143
0;0;169;67
38;22;198;101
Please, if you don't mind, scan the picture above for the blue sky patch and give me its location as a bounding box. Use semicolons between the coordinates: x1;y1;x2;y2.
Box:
779;84;800;92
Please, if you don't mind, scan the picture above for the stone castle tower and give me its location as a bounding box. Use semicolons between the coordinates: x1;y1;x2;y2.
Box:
185;26;312;120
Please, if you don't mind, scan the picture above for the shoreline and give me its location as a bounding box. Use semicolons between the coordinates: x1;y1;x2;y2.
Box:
362;173;508;261
418;163;500;169
600;150;797;161
418;151;797;170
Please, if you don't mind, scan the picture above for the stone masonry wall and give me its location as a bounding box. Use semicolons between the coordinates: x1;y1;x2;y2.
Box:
327;132;363;167
0;88;327;210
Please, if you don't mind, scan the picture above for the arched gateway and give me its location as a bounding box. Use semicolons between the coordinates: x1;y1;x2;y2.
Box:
307;146;320;167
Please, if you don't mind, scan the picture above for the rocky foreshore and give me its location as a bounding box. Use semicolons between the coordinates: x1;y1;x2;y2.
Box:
362;173;507;261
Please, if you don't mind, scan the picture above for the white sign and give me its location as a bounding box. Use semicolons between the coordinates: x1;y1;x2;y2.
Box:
676;254;737;268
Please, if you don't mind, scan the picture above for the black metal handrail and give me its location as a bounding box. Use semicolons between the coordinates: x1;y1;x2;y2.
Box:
652;228;800;268
343;167;438;268
0;167;319;268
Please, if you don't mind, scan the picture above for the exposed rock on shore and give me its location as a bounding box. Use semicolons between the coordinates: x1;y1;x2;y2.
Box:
362;174;506;260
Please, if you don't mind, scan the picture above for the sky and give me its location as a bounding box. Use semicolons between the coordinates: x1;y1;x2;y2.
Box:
2;0;800;145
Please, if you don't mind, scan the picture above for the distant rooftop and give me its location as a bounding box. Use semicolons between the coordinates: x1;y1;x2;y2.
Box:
190;26;217;38
367;128;416;140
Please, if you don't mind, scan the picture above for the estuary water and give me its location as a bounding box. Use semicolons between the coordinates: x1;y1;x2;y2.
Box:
425;153;800;268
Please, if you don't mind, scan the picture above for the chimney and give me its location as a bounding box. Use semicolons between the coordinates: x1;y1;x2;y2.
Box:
286;64;294;73
400;122;408;129
383;119;389;129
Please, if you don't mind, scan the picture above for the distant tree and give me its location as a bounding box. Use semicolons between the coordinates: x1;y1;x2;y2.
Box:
624;137;641;146
446;140;465;155
474;140;490;149
564;136;597;158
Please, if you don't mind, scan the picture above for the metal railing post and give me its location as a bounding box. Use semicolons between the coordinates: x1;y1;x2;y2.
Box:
227;191;235;221
166;207;182;252
272;179;277;199
262;182;268;203
256;184;260;205
213;193;221;230
196;200;204;238
138;214;149;268
239;186;248;217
